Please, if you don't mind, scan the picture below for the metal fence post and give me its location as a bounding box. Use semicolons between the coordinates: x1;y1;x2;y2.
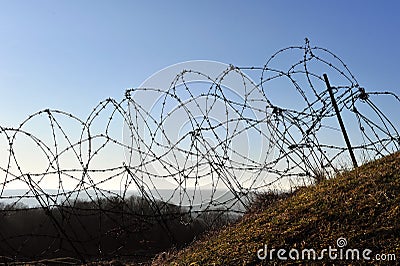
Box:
323;74;358;168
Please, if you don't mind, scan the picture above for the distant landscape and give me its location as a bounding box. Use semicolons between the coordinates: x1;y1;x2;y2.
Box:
0;191;240;263
0;189;246;211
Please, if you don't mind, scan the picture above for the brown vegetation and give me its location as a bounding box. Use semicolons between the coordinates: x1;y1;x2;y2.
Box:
160;152;400;265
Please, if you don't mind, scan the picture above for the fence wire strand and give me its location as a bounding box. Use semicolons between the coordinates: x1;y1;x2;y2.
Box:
0;39;399;262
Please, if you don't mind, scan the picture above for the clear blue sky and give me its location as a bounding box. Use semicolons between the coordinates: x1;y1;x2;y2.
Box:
1;1;399;125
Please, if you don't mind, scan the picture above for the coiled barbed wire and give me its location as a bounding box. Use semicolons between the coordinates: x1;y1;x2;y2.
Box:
0;39;398;262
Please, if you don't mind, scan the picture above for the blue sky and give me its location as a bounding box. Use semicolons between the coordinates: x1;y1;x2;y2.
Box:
1;1;399;126
1;1;400;192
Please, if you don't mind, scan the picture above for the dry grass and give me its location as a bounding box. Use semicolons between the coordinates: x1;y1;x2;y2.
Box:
156;152;400;265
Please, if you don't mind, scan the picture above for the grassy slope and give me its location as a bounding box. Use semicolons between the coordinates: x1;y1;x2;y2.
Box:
159;152;400;265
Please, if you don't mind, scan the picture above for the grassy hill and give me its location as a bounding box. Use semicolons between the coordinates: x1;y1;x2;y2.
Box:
155;152;400;265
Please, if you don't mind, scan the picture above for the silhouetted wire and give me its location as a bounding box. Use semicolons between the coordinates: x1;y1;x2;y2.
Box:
0;39;399;262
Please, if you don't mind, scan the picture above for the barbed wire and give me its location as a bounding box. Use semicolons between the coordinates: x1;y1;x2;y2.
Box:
0;39;399;262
